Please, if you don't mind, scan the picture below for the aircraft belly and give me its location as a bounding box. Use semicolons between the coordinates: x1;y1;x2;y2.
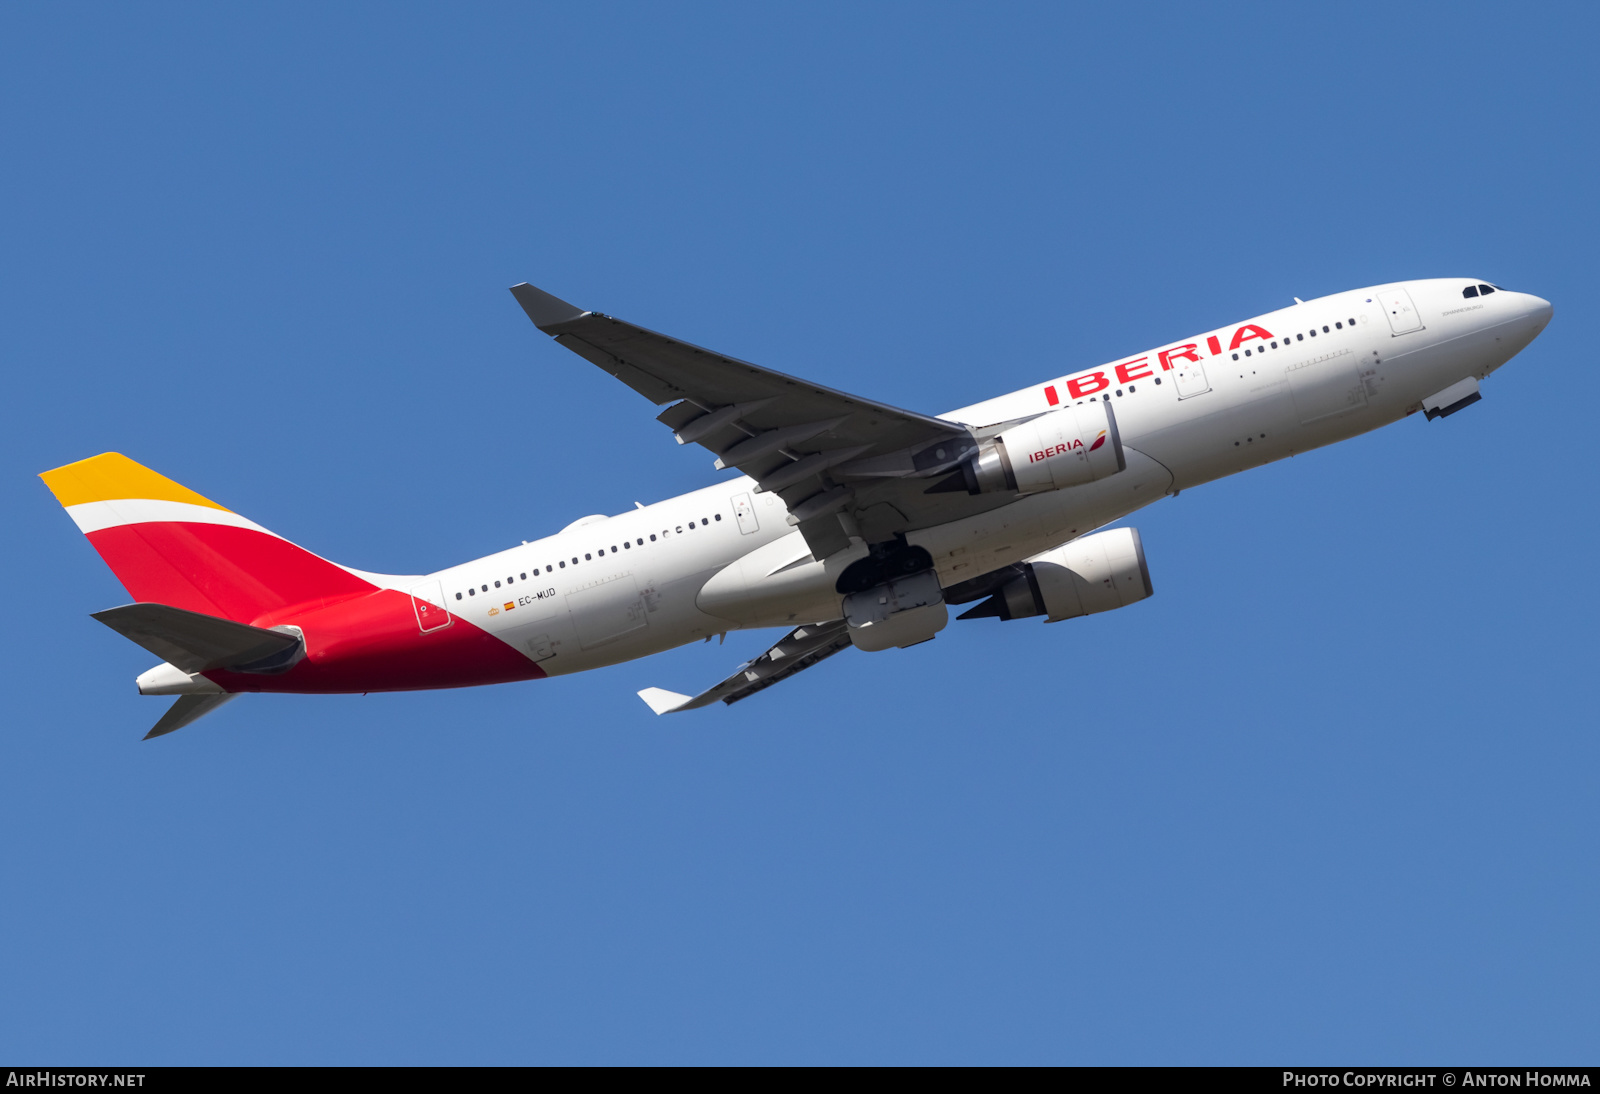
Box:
538;564;763;675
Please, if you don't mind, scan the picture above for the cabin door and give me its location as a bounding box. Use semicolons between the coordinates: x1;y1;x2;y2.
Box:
410;580;453;634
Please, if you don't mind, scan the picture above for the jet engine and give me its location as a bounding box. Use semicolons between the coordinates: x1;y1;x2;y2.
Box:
934;400;1125;496
957;527;1152;622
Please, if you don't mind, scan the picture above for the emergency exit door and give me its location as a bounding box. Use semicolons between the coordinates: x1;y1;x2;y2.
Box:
410;580;453;633
1380;287;1425;335
1172;357;1211;399
732;492;759;534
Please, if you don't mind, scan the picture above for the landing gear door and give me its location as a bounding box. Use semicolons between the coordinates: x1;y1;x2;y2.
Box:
732;492;759;535
1380;287;1425;335
410;580;453;633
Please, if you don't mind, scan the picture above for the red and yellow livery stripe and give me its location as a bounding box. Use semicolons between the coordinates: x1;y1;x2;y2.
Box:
41;453;546;693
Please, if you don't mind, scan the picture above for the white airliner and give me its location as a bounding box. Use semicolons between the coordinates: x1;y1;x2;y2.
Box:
42;278;1551;737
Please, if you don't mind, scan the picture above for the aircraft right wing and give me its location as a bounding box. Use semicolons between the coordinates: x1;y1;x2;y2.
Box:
637;620;852;714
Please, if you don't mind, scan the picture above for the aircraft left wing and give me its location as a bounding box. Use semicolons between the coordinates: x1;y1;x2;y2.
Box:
637;620;852;714
511;283;1014;557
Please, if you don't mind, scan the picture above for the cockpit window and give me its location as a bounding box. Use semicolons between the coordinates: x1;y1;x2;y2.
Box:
1462;285;1479;298
1478;284;1495;294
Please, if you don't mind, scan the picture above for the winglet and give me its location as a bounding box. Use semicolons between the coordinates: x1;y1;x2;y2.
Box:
637;687;692;715
509;283;589;331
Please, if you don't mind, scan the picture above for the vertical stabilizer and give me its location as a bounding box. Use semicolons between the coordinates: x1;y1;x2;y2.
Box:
40;453;377;623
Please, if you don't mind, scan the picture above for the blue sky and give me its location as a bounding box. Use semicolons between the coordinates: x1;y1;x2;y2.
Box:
2;2;1596;1064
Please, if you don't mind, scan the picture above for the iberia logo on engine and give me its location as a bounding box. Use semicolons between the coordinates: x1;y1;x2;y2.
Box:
1028;430;1105;464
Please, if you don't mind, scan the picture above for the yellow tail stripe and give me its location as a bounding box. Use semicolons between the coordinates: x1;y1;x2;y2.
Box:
39;452;231;512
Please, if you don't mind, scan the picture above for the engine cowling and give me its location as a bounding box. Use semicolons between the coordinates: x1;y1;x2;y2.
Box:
958;400;1125;495
958;527;1152;622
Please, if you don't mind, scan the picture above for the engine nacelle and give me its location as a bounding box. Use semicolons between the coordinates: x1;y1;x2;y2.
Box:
956;400;1125;495
959;527;1152;622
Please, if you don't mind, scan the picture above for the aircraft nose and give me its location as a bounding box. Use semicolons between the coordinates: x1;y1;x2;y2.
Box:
1527;294;1554;331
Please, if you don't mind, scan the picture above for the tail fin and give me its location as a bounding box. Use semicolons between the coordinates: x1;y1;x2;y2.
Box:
40;453;377;624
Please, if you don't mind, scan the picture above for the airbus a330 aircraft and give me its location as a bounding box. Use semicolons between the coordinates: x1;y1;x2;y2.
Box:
42;278;1552;738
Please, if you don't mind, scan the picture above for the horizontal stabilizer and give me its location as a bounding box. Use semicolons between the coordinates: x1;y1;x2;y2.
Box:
92;603;302;675
146;693;238;739
637;687;693;716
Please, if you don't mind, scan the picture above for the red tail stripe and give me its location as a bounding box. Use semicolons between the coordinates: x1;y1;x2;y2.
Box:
86;523;376;624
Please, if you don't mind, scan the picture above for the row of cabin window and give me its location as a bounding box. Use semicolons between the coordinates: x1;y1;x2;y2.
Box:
1075;376;1162;405
453;513;725;600
1231;318;1358;361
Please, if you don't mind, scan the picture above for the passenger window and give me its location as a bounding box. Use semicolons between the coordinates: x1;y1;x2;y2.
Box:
1335;322;1342;329
1322;326;1329;333
637;538;644;544
597;549;604;556
571;557;578;565
1348;318;1356;325
1309;329;1316;337
702;517;709;525
611;546;618;553
456;592;463;601
1479;285;1495;295
713;515;721;522
481;585;488;593
1244;349;1252;356
559;561;566;568
688;521;695;529
546;566;553;573
1232;353;1239;360
1270;341;1278;349
494;580;501;588
585;553;591;561
650;534;657;541
468;588;475;596
623;541;631;549
676;526;683;533
520;573;526;580
1296;333;1303;340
